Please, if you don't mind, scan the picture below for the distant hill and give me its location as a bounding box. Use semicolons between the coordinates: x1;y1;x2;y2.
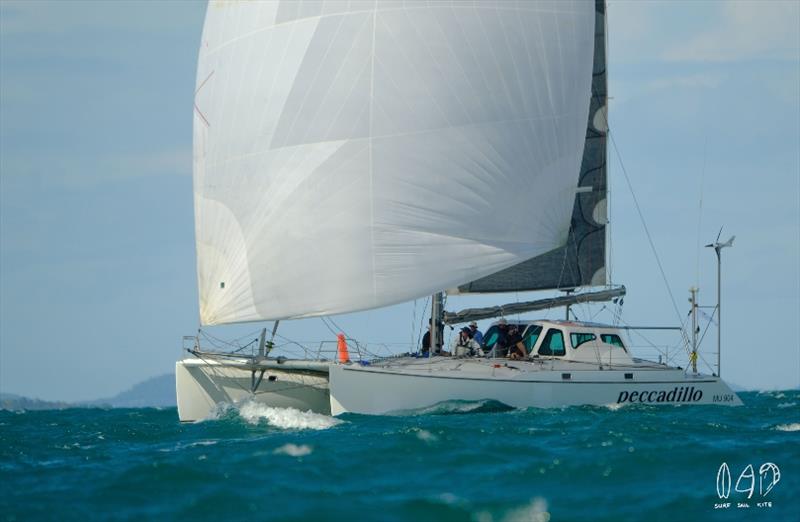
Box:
0;393;73;411
1;373;176;411
89;374;175;408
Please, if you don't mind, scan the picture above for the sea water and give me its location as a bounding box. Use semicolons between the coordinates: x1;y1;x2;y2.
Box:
1;390;798;521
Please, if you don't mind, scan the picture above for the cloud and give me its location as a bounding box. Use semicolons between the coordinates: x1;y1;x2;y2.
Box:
0;0;200;36
663;1;800;62
608;1;799;64
0;1;201;189
645;72;724;92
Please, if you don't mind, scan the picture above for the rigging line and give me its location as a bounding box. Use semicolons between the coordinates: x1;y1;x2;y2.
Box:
695;137;708;288
319;317;340;339
202;327;261;347
191;351;252;396
591;83;689;347
199;331;230;351
272;333;313;358
606;127;689;344
697;305;718;349
325;315;350;339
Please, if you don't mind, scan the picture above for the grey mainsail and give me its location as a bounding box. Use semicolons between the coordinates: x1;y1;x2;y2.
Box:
455;0;608;294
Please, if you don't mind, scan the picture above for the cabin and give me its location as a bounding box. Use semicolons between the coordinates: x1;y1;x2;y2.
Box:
481;320;634;364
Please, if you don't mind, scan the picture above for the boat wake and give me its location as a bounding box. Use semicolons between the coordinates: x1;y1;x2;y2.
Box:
206;401;342;430
391;399;513;417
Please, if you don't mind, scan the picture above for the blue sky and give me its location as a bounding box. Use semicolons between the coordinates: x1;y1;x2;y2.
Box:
1;1;798;401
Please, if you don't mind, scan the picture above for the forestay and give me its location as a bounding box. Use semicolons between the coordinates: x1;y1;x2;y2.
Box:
193;0;595;325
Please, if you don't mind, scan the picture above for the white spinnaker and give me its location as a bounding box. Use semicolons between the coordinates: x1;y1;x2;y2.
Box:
193;0;595;325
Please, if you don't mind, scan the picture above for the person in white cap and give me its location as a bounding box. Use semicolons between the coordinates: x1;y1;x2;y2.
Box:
468;321;483;345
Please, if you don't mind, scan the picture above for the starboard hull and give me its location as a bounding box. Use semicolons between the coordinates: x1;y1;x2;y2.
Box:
328;362;742;416
175;359;330;422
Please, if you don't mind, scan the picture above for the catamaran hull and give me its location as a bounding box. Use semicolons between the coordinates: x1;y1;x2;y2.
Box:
176;359;330;422
328;364;742;415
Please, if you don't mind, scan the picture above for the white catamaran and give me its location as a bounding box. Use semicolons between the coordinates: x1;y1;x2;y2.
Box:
176;0;740;422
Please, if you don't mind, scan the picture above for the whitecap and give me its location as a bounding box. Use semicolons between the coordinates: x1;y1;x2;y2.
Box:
776;402;797;409
603;403;625;411
202;402;235;421
237;401;342;430
273;443;313;457
504;497;551;522
774;423;800;432
188;440;218;448
474;497;551;522
414;428;438;443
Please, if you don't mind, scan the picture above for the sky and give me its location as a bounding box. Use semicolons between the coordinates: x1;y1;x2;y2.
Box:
0;0;798;402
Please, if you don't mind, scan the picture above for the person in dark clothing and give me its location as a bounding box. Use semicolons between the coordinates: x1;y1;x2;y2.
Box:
421;320;445;355
487;318;509;357
506;325;527;359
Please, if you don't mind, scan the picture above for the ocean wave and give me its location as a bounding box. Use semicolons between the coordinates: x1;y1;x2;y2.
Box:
159;439;219;453
394;399;513;416
414;428;439;443
776;402;797;409
237;401;342;430
203;401;342;430
774;423;800;432
273;443;313;457
473;496;551;522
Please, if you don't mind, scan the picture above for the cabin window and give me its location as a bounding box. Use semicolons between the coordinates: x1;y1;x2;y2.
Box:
570;332;596;349
522;325;542;351
483;326;500;347
482;324;523;348
601;334;626;351
538;329;566;356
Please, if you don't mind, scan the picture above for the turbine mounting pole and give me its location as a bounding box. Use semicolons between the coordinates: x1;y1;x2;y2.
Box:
706;232;735;377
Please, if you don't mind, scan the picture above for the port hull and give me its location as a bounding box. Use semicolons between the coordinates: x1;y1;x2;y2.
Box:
176;358;330;422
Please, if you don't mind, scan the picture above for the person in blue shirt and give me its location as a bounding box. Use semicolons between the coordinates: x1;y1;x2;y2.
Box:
469;321;483;345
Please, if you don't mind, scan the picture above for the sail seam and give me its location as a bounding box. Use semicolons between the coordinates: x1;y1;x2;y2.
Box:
368;5;377;304
203;111;585;172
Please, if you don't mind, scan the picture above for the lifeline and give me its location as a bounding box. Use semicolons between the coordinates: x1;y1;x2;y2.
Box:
617;386;703;404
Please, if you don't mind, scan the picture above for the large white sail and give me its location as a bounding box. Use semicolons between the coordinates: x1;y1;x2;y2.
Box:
193;0;595;325
457;0;608;294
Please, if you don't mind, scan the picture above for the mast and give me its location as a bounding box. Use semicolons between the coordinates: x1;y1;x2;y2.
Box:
563;288;573;320
257;328;267;357
430;292;443;355
690;287;698;374
266;320;280;358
